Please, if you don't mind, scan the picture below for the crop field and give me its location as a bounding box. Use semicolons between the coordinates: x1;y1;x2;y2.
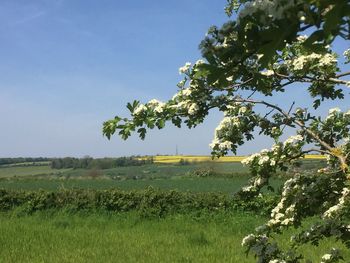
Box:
143;154;325;164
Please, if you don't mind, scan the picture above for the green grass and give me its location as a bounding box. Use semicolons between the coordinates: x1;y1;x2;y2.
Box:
61;162;249;179
0;177;284;194
0;211;348;263
0;166;70;178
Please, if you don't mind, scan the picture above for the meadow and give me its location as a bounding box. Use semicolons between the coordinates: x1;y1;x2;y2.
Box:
0;156;336;263
0;211;348;263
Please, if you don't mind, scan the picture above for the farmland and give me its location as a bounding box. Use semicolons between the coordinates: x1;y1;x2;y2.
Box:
0;156;341;262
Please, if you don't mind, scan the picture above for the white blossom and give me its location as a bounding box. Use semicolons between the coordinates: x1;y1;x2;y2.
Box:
241;234;255;246
188;103;199;115
343;48;350;61
283;135;303;146
239;106;247;114
321;253;332;263
261;69;275;76
329;107;341;115
269;260;286;263
182;88;192;96
179;62;191;74
133;104;147;115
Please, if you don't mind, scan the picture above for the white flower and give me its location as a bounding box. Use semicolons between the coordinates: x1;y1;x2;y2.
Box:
182;88;192;96
195;59;205;66
269;260;286;263
239;106;247;114
188;103;199;115
270;160;276;166
154;104;165;114
329;107;341;115
260;69;274;76
321;253;332;263
241;234;255;246
283;135;303;146
343;48;350;61
258;155;270;165
296;35;308;42
318;53;337;67
133;104;147;115
147;99;161;106
179;62;191;74
218;141;233;151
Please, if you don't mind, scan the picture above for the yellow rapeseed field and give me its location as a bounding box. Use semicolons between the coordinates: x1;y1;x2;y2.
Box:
141;154;325;164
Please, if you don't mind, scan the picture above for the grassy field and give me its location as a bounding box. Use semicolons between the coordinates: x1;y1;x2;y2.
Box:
0;211;348;263
0;166;70;178
0;177;284;193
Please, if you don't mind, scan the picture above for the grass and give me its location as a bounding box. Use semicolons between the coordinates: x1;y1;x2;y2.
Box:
0;166;70;178
0;176;283;193
0;210;348;263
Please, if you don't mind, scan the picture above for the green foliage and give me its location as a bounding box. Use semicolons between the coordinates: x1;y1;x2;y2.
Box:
0;187;278;217
0;157;51;166
102;1;350;261
51;156;153;170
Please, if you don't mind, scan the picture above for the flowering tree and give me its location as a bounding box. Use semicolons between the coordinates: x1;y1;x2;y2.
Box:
103;0;350;262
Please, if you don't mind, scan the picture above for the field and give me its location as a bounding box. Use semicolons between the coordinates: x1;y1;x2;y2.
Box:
144;154;325;164
0;157;337;263
0;211;349;263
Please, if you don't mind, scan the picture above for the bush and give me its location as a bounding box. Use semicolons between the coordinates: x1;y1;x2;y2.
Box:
0;187;277;218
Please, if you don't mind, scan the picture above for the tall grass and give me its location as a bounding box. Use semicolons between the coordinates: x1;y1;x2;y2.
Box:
0;211;348;263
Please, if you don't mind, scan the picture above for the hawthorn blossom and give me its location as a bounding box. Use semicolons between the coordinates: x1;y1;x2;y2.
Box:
260;69;275;76
188;103;199;115
179;62;191;74
133;104;147;115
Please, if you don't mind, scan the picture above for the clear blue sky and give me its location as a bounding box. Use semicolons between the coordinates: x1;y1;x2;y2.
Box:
0;1;349;158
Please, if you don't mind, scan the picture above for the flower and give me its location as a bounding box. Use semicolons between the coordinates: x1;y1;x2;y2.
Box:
133;104;147;115
182;88;192;96
321;254;332;263
188;103;199;115
261;69;275;76
239;106;247;114
329;107;341;115
241;234;255;247
179;62;191;74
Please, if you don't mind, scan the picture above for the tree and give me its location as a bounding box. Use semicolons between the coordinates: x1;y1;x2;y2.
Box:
103;1;350;262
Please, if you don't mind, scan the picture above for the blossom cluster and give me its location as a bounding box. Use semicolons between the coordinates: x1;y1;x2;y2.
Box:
209;103;254;155
267;178;298;227
344;48;350;64
323;187;350;219
238;0;296;23
286;52;337;72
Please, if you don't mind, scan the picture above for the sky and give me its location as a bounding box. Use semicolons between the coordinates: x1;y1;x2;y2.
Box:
0;1;349;158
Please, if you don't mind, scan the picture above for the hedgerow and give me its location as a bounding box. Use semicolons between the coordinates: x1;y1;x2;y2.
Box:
0;187;277;217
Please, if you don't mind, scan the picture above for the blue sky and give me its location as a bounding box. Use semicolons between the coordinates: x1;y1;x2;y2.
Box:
0;1;349;158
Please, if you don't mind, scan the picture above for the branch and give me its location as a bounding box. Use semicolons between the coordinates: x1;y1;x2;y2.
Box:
335;71;350;78
226;97;349;171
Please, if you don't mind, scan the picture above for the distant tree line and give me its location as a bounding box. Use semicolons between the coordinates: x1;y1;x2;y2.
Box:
0;157;51;166
50;156;153;169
